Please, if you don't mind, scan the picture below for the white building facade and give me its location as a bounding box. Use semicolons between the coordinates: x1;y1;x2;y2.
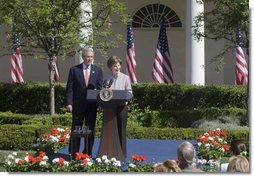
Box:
0;0;236;85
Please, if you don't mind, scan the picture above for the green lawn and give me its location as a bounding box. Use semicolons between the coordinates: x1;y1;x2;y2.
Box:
0;150;36;172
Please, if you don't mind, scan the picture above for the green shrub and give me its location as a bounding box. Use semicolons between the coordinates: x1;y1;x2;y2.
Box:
191;117;249;130
0;111;32;125
0;82;66;114
0;83;247;114
131;107;247;128
0;112;72;126
0;124;61;150
0;123;249;151
133;83;247;110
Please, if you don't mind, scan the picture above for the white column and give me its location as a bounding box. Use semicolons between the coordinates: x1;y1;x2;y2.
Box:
186;0;205;85
75;0;93;64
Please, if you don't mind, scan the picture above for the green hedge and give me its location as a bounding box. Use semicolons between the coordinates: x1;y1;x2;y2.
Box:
0;112;31;125
132;83;247;110
0;124;53;150
1;106;247;129
135;107;247;128
0;112;72;126
0;83;247;114
0;124;249;151
0;82;65;114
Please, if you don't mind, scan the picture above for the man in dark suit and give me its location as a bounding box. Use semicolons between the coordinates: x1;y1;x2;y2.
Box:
66;47;103;158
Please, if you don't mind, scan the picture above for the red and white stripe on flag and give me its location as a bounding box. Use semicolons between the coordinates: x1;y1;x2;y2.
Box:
126;23;137;83
48;56;60;83
152;17;174;84
235;46;248;85
11;47;24;83
235;28;248;85
152;49;174;83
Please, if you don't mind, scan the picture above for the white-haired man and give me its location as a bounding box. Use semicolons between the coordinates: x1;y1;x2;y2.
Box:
177;141;203;172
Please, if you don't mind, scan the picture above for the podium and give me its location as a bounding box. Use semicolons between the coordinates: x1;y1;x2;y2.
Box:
87;89;133;161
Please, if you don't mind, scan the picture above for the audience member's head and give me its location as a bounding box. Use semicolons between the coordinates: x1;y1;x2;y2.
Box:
227;155;249;173
230;140;247;156
177;141;196;168
153;163;168;172
163;160;182;172
153;160;181;172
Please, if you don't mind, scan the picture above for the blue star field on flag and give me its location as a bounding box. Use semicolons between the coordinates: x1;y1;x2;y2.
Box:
236;28;244;48
127;24;134;49
13;35;21;49
157;18;169;55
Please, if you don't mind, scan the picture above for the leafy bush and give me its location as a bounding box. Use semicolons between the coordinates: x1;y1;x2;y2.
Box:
0;83;247;114
133;83;247;110
130;107;247;128
0;82;65;114
0;125;53;150
33;127;70;156
191;116;249;130
0;112;32;125
197;128;231;160
0;122;249;151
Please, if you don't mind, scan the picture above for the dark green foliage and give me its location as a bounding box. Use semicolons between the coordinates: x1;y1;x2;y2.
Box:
130;107;247;128
0;125;39;150
0;82;249;151
0;82;248;114
0;112;31;125
0;123;248;151
0;112;72;126
133;83;247;110
0;82;66;114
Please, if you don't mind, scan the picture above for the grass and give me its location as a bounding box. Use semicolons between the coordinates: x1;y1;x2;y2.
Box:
0;150;36;172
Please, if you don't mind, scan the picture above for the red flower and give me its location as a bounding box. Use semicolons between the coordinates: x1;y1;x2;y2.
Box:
57;158;65;166
132;154;140;162
224;144;230;151
81;159;88;165
42;133;51;138
25;153;35;163
75;152;90;161
51;128;59;134
140;155;147;161
39;151;46;157
220;131;227;137
17;159;23;165
131;154;146;163
63;129;70;135
212;140;219;146
59;137;66;143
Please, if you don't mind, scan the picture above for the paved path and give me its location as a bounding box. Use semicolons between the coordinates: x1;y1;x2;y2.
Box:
50;138;198;164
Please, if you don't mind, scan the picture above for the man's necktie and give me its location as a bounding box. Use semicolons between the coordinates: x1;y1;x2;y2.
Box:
85;65;90;86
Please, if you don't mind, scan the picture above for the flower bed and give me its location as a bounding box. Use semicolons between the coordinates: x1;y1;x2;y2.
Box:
4;127;248;172
197;128;231;172
32;127;70;156
5;152;152;172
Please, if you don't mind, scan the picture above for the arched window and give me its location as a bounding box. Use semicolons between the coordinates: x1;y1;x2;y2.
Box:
132;4;182;28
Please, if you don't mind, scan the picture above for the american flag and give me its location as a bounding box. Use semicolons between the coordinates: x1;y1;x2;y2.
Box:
48;56;60;83
152;17;174;83
11;35;24;83
235;28;248;85
48;37;60;83
126;22;137;83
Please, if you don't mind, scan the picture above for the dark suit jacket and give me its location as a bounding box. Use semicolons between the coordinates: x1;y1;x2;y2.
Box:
66;63;103;112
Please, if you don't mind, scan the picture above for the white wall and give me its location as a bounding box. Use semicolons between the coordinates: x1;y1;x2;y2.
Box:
0;0;236;85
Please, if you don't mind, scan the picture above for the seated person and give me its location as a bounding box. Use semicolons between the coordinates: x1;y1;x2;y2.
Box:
227;155;249;173
177;141;203;172
153;160;181;172
230;140;247;159
220;139;248;172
